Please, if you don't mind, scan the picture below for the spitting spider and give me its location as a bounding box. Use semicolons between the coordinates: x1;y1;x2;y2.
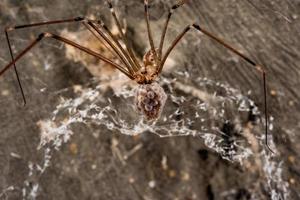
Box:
0;0;273;152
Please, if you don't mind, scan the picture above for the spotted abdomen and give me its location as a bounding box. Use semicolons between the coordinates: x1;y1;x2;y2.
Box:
134;82;167;120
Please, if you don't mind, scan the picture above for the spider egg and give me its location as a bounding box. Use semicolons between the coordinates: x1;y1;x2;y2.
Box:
134;82;167;120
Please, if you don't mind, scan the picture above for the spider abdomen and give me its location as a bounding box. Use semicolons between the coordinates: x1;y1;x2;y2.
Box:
134;82;167;120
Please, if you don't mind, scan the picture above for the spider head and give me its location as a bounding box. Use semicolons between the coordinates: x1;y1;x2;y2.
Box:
134;82;167;121
134;49;159;84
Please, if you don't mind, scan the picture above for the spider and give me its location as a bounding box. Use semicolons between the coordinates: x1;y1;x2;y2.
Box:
0;0;273;152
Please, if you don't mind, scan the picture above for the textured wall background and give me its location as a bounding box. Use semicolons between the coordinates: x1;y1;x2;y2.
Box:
0;0;299;199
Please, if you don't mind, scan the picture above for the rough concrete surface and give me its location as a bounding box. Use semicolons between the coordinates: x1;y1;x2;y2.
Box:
0;0;299;199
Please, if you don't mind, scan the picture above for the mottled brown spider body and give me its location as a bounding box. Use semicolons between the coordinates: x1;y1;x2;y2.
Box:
133;49;167;120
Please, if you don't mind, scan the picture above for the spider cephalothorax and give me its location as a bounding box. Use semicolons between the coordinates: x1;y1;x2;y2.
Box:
134;82;167;120
134;49;159;84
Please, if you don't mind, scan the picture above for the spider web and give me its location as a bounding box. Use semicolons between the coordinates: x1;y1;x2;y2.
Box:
30;70;289;200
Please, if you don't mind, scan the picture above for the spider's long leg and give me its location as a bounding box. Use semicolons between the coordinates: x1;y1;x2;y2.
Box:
158;0;187;60
93;19;148;74
84;22;135;74
105;0;141;71
5;17;139;104
0;32;134;82
5;30;26;105
93;20;137;73
144;0;158;64
82;22;119;62
159;25;191;72
192;24;273;153
158;23;273;153
5;17;85;105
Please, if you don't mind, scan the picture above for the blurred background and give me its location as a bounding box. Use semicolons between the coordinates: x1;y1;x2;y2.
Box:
0;0;299;199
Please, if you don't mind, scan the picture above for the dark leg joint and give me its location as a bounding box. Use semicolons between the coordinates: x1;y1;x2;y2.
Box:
144;4;150;12
37;33;47;40
172;4;180;10
101;23;109;31
167;12;172;18
185;25;192;32
245;58;256;66
14;25;29;29
106;0;113;8
75;16;85;21
144;0;150;10
86;21;93;26
192;24;201;31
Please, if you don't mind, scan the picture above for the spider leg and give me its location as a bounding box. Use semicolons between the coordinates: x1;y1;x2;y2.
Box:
192;24;273;153
5;17;85;105
158;0;187;60
93;20;138;73
105;0;141;71
158;23;274;153
82;22;120;63
159;25;191;72
84;21;135;74
4;17;139;104
144;0;158;65
0;32;134;88
5;30;26;105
